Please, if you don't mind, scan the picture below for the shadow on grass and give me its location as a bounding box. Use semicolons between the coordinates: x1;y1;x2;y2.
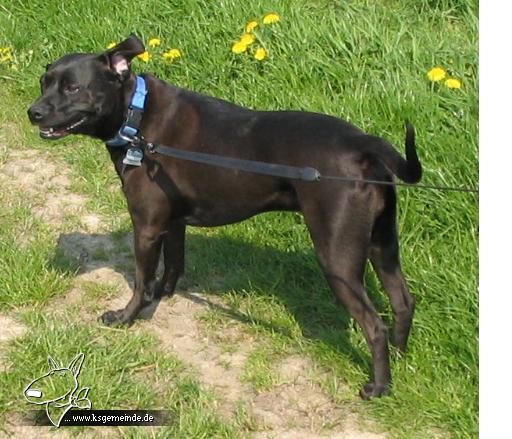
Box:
52;230;394;375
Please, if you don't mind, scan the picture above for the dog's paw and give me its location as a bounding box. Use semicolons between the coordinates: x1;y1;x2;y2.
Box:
143;280;174;302
391;334;409;354
159;284;176;298
99;309;130;326
359;382;390;400
143;290;156;302
153;282;176;300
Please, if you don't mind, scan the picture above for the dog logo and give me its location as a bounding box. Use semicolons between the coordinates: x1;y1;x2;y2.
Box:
24;353;92;427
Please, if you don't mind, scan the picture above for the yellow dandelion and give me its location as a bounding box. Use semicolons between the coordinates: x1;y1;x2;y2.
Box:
444;78;462;89
148;38;161;47
0;47;13;63
246;21;258;32
263;13;280;24
427;67;446;82
232;41;248;54
240;33;256;45
106;42;117;49
254;47;267;61
137;51;151;62
163;48;182;61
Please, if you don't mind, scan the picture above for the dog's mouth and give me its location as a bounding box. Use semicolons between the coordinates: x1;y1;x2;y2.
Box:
39;116;88;140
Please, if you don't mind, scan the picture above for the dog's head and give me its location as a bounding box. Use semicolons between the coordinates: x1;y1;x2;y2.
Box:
27;34;145;140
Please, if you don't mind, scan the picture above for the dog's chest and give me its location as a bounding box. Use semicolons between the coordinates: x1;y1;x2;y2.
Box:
183;207;254;227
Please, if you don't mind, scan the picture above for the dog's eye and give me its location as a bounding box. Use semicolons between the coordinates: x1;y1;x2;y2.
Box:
64;84;80;94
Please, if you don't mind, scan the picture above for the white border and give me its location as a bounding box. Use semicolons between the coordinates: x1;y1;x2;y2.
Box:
480;2;512;437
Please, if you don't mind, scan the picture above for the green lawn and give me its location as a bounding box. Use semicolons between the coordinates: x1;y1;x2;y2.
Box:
0;0;478;437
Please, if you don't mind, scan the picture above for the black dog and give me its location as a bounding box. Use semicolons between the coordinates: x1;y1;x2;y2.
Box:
28;35;421;399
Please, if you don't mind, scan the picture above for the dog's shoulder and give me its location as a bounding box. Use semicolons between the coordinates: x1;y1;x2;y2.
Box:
143;73;252;116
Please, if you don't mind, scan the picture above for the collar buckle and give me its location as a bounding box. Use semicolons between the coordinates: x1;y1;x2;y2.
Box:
117;125;138;142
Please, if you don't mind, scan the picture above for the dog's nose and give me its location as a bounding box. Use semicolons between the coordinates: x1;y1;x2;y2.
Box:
27;105;48;123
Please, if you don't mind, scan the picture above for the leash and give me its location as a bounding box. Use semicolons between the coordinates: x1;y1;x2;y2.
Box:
319;174;478;193
146;141;321;182
107;75;478;195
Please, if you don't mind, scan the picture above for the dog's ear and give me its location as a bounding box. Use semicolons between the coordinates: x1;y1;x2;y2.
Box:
103;34;145;78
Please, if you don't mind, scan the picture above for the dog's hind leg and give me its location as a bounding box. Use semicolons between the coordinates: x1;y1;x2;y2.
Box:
101;225;164;325
155;220;185;299
370;195;415;353
301;190;391;399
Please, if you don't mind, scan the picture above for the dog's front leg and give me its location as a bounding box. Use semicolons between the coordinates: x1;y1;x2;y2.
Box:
101;226;163;326
155;220;185;299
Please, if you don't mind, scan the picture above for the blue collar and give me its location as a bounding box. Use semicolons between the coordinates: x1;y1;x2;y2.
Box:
106;75;148;147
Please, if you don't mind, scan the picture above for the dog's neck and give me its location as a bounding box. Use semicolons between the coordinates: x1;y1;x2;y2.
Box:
94;74;139;141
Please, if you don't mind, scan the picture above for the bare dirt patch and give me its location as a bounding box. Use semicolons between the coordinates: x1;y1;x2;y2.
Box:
139;291;255;415
0;314;28;344
249;355;384;438
0;149;101;231
0;314;28;372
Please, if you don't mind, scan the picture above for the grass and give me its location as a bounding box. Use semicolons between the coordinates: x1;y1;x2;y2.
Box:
0;0;478;437
0;188;74;310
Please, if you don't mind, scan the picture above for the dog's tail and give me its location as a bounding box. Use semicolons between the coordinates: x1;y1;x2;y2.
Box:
359;122;422;184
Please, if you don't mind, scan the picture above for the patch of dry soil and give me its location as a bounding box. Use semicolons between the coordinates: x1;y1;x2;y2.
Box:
0;314;28;372
0;149;101;230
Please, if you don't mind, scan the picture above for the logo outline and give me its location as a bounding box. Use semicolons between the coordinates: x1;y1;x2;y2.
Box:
24;352;92;427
